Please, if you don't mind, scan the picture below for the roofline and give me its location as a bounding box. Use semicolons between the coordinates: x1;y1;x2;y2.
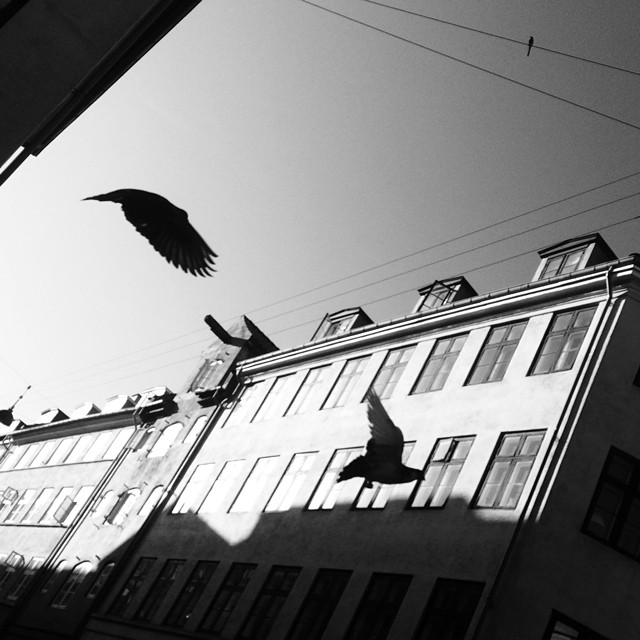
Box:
237;255;640;377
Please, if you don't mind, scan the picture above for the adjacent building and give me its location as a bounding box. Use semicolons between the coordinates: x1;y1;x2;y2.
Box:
0;232;637;640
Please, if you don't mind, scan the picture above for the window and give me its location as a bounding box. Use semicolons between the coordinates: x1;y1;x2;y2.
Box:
51;562;92;609
286;366;331;415
0;552;24;590
22;488;56;524
354;443;415;510
417;283;459;311
530;307;596;375
104;427;135;459
7;557;44;600
47;438;75;466
86;562;116;599
345;573;412;640
190;358;221;391
265;453;317;512
543;611;611;640
65;436;94;464
0;446;26;471
466;321;527;385
323;357;370;409
172;464;216;514
253;375;295;422
164;561;218;627
540;248;586;279
183;415;208;445
31;441;59;467
229;457;280;513
413;578;484;640
135;559;186;622
200;563;257;634
83;432;117;462
138;486;165;517
307;448;362;510
411;335;468;394
40;487;74;525
5;489;37;523
474;431;545;509
199;460;245;513
409;437;475;508
583;448;640;559
286;569;351;640
93;491;117;520
108;557;156;617
15;444;41;469
238;566;301;640
369;346;416;399
41;560;66;594
58;486;95;526
105;489;141;525
148;422;183;458
226;382;265;426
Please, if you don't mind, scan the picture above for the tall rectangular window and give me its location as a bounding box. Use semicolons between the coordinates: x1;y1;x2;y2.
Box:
466;322;526;385
22;487;56;524
474;431;545;509
83;431;117;462
307;448;362;510
6;557;44;601
39;487;74;525
265;453;317;512
65;436;94;464
583;448;640;559
354;443;415;510
229;457;280;513
31;441;59;467
60;485;95;526
238;566;301;640
287;569;351;640
199;460;245;513
15;444;41;469
200;563;257;635
226;382;265;427
413;578;484;640
409;437;474;509
108;557;156;618
253;375;295;422
411;335;467;394
172;463;216;514
369;346;416;399
322;357;370;409
104;427;135;459
5;489;37;523
543;611;610;640
135;559;186;622
530;307;596;375
286;367;331;415
345;573;412;640
165;561;219;627
51;562;92;609
47;438;75;466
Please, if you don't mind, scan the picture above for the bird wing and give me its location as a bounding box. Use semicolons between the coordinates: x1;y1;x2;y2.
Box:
365;390;404;463
85;189;217;276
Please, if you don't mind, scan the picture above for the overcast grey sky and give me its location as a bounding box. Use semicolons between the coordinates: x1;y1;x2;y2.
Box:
1;0;639;421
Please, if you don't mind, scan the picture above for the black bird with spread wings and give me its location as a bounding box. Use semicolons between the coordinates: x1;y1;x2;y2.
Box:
337;390;424;488
84;189;217;276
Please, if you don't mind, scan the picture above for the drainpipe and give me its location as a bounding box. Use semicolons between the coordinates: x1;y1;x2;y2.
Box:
470;266;617;639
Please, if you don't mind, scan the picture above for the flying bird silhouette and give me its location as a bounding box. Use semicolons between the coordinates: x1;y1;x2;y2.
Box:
527;36;534;56
83;189;217;276
337;390;425;488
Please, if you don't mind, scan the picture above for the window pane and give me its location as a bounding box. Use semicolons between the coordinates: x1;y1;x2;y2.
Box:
165;561;219;627
323;358;369;409
266;453;317;512
109;558;156;618
199;461;245;513
136;559;186;622
307;449;361;510
229;457;279;513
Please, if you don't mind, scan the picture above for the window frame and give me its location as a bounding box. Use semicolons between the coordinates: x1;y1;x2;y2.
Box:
164;560;219;628
108;557;157;618
134;558;186;623
306;448;362;511
411;334;468;394
322;357;370;409
368;345;416;399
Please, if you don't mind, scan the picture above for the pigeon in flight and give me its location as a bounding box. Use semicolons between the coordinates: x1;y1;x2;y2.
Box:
84;189;217;276
527;36;534;56
337;390;424;488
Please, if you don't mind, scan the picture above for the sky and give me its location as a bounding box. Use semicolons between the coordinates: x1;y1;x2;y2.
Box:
0;0;639;422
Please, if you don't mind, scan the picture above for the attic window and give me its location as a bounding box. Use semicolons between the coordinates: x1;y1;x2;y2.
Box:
417;282;458;311
190;359;222;391
539;248;586;279
312;308;373;341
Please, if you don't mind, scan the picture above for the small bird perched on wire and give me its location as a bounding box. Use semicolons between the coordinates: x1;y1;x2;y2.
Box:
84;189;217;276
337;390;424;488
527;36;534;56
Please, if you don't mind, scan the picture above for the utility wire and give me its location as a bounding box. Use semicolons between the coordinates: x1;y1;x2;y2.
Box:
361;0;640;77
301;0;640;132
256;190;640;325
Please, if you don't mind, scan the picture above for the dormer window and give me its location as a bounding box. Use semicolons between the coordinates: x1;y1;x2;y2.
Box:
534;233;616;282
312;308;373;341
414;277;476;313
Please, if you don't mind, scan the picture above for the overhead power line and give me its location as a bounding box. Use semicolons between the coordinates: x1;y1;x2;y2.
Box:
362;0;640;77
301;0;640;132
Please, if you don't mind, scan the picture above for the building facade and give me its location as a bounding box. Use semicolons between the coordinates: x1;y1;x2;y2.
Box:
0;233;638;640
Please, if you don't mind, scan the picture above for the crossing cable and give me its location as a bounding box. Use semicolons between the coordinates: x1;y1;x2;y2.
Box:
301;0;640;132
361;0;640;77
